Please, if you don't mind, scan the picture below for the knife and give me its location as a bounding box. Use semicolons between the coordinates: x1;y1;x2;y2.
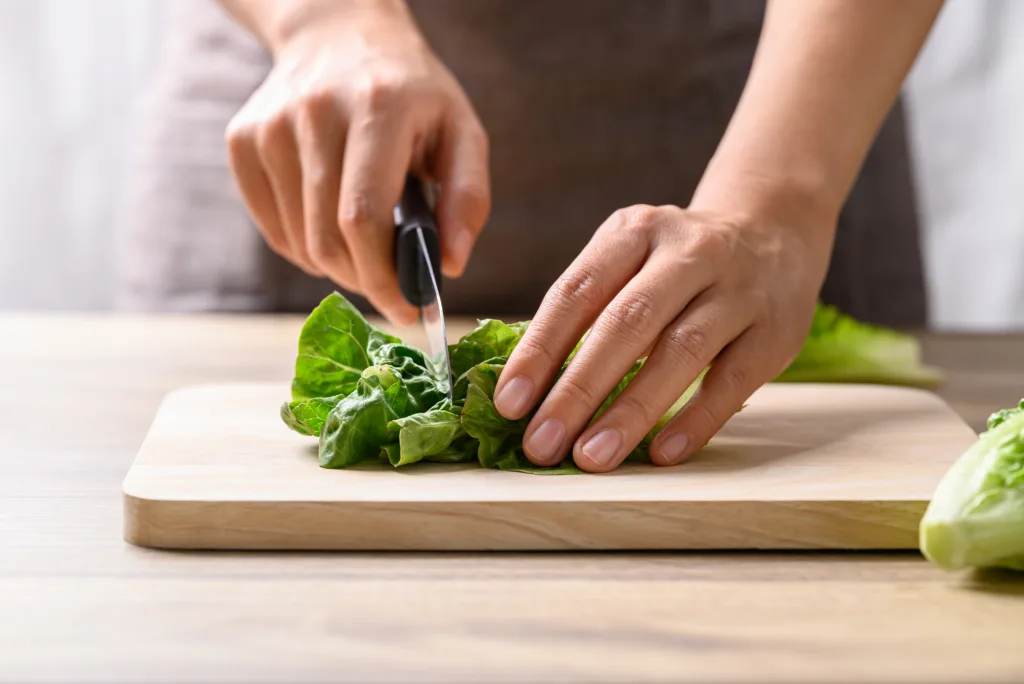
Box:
394;175;454;401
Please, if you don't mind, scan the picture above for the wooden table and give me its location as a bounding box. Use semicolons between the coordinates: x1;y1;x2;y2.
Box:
2;314;1023;682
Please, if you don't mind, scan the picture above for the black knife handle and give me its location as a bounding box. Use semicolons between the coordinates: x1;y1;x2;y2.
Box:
394;175;442;307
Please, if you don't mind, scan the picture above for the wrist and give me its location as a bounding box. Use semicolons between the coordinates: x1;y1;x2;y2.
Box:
266;0;418;55
690;162;840;252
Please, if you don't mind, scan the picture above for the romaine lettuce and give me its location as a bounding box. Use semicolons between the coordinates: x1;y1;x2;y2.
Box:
775;302;942;388
920;400;1024;571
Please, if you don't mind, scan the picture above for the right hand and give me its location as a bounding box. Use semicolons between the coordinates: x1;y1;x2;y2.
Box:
225;2;490;324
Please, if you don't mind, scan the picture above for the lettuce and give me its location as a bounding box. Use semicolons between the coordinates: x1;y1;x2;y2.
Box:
920;400;1024;571
281;292;698;473
774;302;942;388
283;294;933;474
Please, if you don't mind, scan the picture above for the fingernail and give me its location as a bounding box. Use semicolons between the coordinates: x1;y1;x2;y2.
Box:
658;434;690;465
526;419;565;464
494;376;533;418
580;429;622;468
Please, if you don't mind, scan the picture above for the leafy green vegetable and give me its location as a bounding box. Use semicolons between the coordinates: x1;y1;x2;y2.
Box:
920;399;1024;571
280;395;346;437
318;367;417;468
287;291;400;402
385;407;474;466
461;362;532;469
774;302;942;388
282;292;708;473
449;319;529;403
368;342;448;414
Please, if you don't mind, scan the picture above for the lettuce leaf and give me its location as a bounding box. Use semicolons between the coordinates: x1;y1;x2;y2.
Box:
774;302;942;388
319;367;412;468
384;406;476;467
920;400;1024;571
282;292;400;434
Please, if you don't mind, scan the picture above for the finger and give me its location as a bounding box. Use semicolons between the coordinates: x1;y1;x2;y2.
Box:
572;293;750;473
225;120;290;258
256;114;320;276
339;109;419;326
492;206;657;425
650;328;777;466
434;115;491;278
295;94;359;293
522;254;715;467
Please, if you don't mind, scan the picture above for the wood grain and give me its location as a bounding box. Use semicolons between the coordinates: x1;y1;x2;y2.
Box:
2;313;1024;682
121;383;976;551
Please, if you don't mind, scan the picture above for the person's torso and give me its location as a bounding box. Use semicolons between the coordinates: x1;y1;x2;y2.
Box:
118;0;926;326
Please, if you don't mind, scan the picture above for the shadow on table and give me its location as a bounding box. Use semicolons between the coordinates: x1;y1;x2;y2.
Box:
962;568;1024;596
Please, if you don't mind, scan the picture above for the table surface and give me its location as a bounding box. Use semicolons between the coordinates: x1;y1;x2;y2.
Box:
3;313;1024;683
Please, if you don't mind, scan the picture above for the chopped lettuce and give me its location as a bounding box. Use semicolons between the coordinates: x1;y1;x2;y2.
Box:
920;400;1024;571
281;292;699;473
774;302;942;388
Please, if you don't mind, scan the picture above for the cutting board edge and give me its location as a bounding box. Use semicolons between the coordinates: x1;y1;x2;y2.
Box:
122;493;926;551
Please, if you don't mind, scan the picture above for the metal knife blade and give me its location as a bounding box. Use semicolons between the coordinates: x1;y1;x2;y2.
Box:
394;176;453;401
414;226;453;401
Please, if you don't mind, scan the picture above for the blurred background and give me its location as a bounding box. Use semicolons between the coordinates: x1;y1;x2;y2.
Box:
1;0;1022;330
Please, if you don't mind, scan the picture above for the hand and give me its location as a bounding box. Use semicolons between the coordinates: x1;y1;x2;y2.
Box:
492;203;832;473
225;3;490;324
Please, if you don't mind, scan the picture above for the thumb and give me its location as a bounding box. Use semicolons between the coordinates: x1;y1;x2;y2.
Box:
434;116;491;278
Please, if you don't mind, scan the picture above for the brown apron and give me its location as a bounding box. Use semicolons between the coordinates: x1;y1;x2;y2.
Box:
117;0;927;327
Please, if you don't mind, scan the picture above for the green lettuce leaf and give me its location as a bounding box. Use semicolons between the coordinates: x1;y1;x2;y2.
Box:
280;395;346;437
920;399;1024;571
449;319;529;405
448;319;529;379
289;292;400;401
460;362;532;468
281;292;401;437
319;366;415;468
384;407;475;467
368;342;448;414
774;302;942;388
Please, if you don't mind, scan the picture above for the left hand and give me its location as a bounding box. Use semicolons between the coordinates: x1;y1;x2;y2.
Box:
492;202;832;473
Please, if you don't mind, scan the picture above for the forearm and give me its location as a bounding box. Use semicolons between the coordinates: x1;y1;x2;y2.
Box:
216;0;415;54
692;0;942;229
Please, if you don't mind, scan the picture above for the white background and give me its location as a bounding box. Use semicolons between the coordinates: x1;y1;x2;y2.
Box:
0;0;1021;330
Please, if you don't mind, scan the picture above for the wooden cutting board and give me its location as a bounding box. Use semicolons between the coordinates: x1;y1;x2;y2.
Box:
122;382;977;551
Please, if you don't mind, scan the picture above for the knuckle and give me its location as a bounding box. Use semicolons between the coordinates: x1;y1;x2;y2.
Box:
549;266;603;310
295;89;336;130
338;193;378;233
224;116;252;151
556;371;598;408
720;362;753;393
662;321;709;369
688;400;721;437
690;224;733;262
510;333;556;368
307;233;341;268
614;204;660;233
354;74;404;111
602;289;658;338
611;390;656;430
255;112;291;153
